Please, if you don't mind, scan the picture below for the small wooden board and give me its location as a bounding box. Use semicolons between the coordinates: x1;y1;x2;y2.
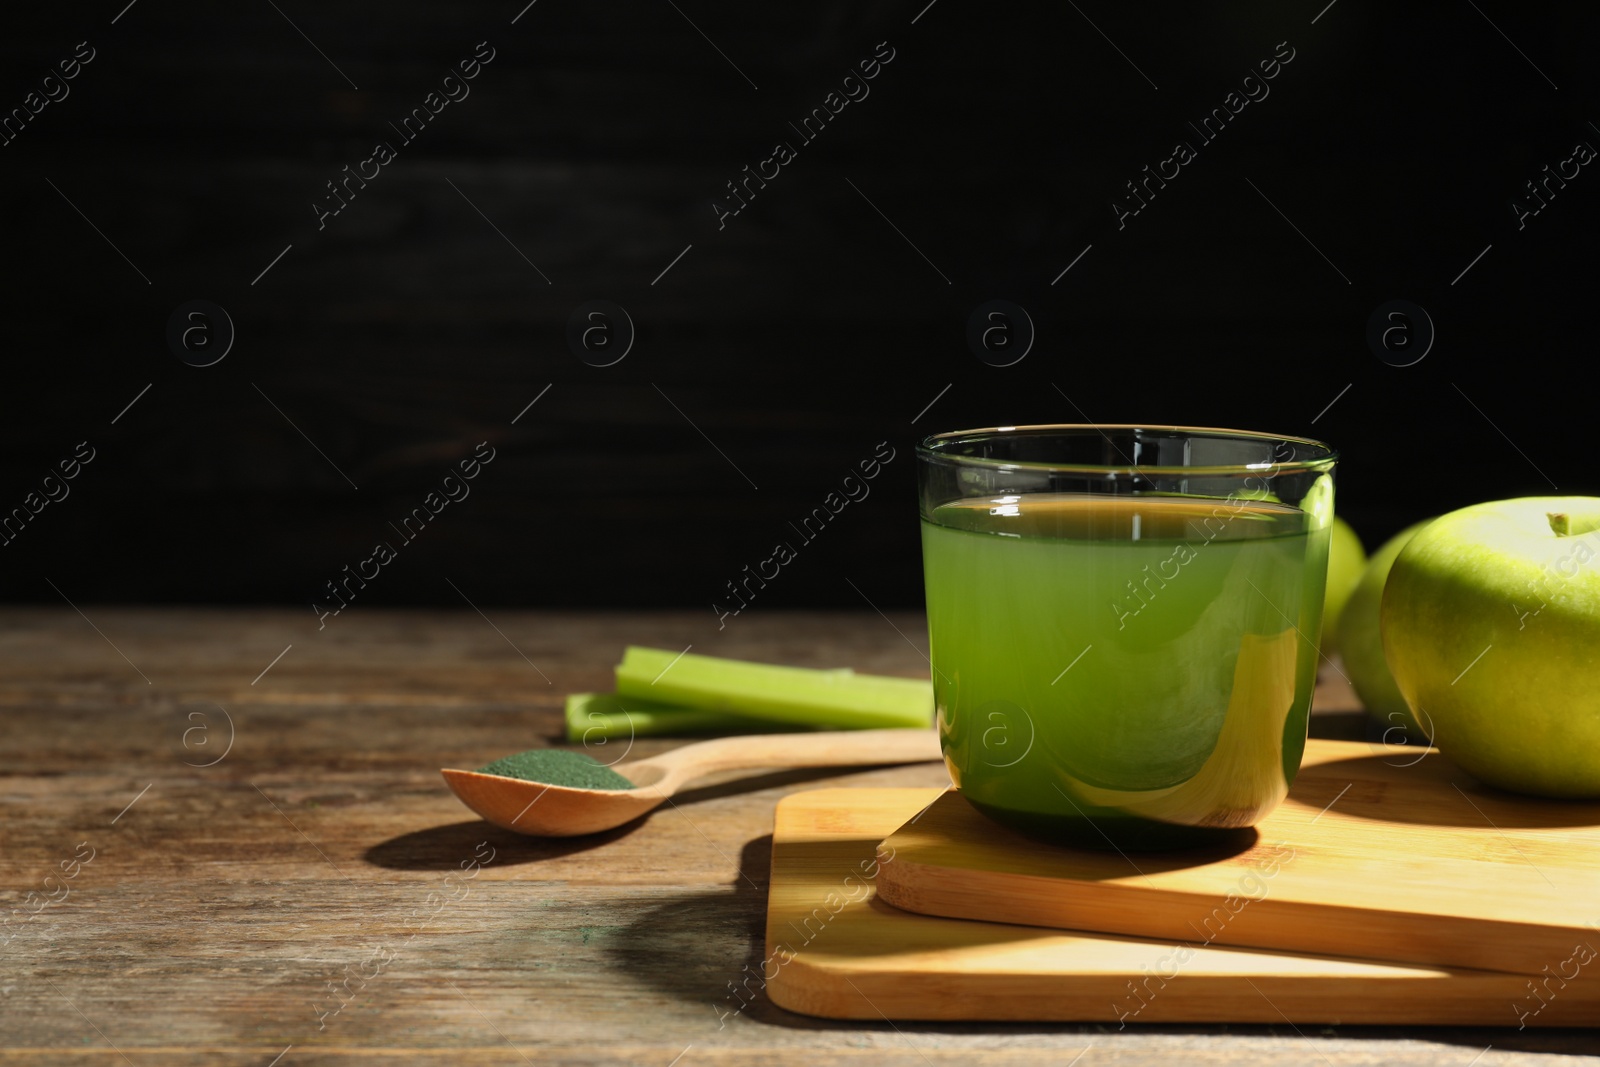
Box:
764;788;1600;1025
874;740;1600;976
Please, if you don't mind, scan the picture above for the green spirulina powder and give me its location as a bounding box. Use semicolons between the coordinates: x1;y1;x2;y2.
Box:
477;748;636;790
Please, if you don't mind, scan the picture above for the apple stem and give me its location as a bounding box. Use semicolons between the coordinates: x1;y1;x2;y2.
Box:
1548;512;1571;537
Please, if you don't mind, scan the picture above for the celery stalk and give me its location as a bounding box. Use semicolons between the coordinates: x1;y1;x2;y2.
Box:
564;692;786;743
613;646;933;730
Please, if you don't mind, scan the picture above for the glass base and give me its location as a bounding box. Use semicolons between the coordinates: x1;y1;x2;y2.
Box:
965;794;1261;854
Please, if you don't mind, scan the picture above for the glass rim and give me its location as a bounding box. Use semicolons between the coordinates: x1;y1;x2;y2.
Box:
916;423;1338;477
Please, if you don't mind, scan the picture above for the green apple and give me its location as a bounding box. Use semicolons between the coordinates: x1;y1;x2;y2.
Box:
1337;520;1432;734
1320;517;1366;655
1382;497;1600;798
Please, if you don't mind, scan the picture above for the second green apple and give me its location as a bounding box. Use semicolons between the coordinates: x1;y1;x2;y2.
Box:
1320;516;1366;655
1337;520;1431;734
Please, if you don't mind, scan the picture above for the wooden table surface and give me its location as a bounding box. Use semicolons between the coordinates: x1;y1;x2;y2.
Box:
1;607;1595;1066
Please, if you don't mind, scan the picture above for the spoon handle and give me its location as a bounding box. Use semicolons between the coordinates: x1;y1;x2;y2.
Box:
652;727;943;777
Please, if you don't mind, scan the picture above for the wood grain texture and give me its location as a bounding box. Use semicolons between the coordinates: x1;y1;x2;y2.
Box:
875;740;1600;977
1;607;1597;1063
765;788;1600;1026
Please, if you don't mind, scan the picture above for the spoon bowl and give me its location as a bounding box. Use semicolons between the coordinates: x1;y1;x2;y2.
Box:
442;727;943;836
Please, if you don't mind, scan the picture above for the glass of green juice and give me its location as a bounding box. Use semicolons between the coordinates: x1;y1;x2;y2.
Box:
918;425;1338;851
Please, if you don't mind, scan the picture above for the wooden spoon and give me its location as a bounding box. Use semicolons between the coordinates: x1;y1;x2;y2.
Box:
441;728;943;836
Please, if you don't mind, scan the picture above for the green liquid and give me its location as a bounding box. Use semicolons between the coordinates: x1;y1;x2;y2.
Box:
921;493;1329;850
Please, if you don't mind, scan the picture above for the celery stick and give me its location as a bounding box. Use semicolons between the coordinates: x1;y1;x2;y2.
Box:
564;692;783;743
613;646;933;729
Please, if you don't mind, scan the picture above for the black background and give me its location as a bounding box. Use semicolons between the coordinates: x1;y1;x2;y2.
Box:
2;2;1594;616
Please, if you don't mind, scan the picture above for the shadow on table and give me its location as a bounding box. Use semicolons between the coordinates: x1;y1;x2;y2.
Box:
602;834;777;1023
363;819;634;869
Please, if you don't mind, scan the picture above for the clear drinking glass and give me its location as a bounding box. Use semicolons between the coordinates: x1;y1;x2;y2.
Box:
917;425;1338;850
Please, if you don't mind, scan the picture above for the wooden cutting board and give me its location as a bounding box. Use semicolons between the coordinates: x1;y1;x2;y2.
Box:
873;739;1600;977
764;787;1600;1025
